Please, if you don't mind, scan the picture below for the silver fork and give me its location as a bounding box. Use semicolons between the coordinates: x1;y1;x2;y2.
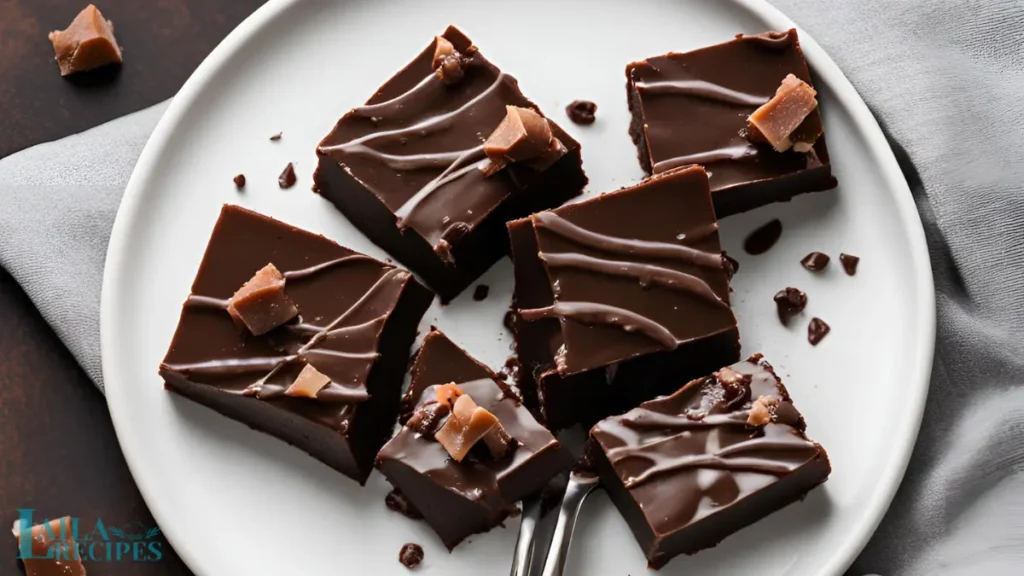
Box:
539;469;600;576
511;469;600;576
510;495;543;576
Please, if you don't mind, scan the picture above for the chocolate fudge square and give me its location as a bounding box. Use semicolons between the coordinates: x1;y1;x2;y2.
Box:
588;354;831;569
159;204;433;484
626;29;837;217
314;26;587;302
377;329;572;549
509;165;740;430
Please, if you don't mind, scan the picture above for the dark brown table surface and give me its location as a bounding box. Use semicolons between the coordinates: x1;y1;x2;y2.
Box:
0;1;266;573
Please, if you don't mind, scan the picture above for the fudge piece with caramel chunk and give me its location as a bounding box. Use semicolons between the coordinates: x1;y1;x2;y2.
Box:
313;25;587;302
587;354;831;569
159;204;432;484
625;29;836;217
377;329;571;549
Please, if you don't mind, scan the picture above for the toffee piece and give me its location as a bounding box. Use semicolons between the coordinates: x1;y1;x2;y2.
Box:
12;517;86;576
313;26;587;302
509;165;739;430
588;355;831;569
48;4;122;76
625;29;836;217
159;205;433;484
378;329;571;549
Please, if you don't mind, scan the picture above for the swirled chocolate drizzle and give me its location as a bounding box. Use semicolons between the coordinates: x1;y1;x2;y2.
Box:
316;29;577;250
590;355;830;554
160;205;424;432
626;28;835;219
520;302;678;349
635;79;768;107
517;166;737;375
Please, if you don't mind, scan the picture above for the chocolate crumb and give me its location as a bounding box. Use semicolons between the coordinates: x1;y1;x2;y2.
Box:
278;162;297;188
800;252;830;272
723;252;740;278
472;284;489;301
269;132;282;141
774;287;807;326
503;309;516;333
743;219;783;255
233;174;246;189
398;543;424;569
385;489;423;520
565;100;598;125
839;253;860;276
808;317;830;345
498;355;519;381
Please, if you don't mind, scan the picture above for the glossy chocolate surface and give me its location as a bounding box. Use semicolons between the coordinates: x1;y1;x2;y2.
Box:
314;26;587;301
510;166;740;430
378;330;571;549
626;30;836;217
159;205;432;484
589;355;831;569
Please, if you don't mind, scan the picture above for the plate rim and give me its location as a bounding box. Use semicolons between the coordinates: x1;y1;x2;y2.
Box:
100;0;937;574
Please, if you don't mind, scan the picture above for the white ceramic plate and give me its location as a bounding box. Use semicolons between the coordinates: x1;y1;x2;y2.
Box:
101;0;935;574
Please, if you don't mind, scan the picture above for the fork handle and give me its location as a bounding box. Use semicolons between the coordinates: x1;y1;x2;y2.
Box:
510;496;542;576
540;479;598;576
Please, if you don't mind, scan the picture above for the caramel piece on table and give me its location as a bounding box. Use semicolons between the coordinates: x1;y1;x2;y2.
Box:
227;263;299;336
747;74;820;152
48;4;122;76
13;517;87;576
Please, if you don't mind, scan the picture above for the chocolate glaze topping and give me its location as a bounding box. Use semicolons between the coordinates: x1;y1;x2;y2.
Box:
590;355;828;539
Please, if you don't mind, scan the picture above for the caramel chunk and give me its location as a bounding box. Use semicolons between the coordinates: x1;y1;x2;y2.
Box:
406;401;451;437
432;36;456;68
435;382;464;408
482;106;566;174
13;517;86;576
227;263;299;335
747;74;820;152
285;364;332;399
747;395;780;427
432;36;466;85
435;393;513;462
48;5;122;77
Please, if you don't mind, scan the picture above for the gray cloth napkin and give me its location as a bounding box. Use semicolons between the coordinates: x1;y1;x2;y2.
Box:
2;0;1023;573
